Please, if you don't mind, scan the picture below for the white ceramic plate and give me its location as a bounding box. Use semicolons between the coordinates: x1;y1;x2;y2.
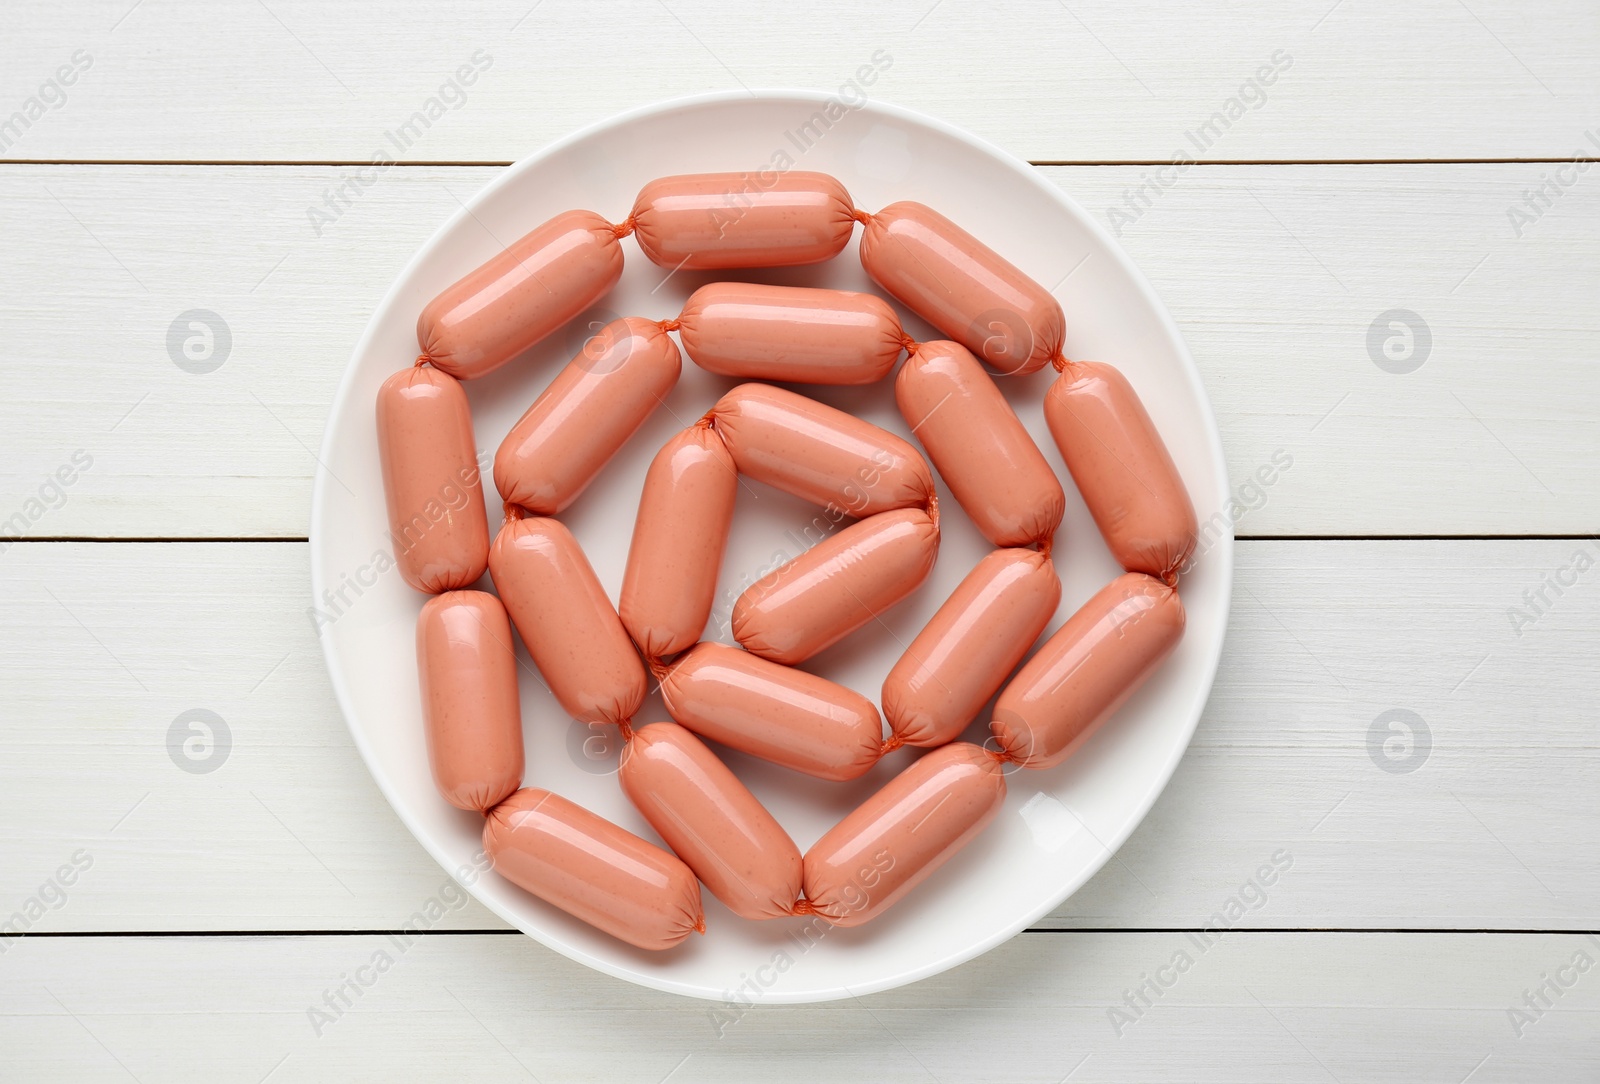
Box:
311;90;1232;1004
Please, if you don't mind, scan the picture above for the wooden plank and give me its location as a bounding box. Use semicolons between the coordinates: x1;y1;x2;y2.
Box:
1;932;1596;1081
2;163;1596;539
3;1;1598;163
2;539;1595;934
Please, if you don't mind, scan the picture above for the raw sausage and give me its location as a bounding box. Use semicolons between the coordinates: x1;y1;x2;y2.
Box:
375;365;490;594
631;172;855;269
658;642;884;781
620;424;738;659
711;383;934;516
859;201;1063;376
416;591;524;811
494;317;681;515
483;787;703;951
991;572;1185;770
895;340;1064;547
488;515;644;725
417;209;626;380
677;282;905;385
801;742;1005;927
882;548;1060;749
732;507;939;666
618;722;803;920
1045;361;1197;582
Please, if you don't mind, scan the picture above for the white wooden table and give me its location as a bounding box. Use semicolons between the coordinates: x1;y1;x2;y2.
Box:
3;2;1597;1080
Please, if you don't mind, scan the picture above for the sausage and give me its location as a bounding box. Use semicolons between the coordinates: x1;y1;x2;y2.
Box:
658;642;883;781
732;507;939;666
415;591;524;811
801;742;1006;927
483;787;703;951
882;548;1061;749
494;318;681;515
375;365;490;593
895;340;1065;547
858;201;1064;376
1045;362;1198;582
991;572;1185;770
630;171;856;269
417;209;625;380
677;282;905;385
710;383;934;516
619;424;738;659
488;515;645;725
618;722;803;921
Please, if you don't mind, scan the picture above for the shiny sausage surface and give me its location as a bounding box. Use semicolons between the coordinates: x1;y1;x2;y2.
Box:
1045;361;1198;582
488;516;644;725
659;642;883;781
620;424;738;659
991;572;1185;770
631;171;855;269
882;548;1060;749
416;591;524;811
494;317;681;515
859;201;1064;376
619;722;803;921
376;364;490;594
678;282;904;385
483;787;703;951
417;209;625;380
802;742;1006;927
732;507;938;666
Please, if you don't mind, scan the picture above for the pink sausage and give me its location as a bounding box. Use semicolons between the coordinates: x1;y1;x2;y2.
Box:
882;548;1061;749
483;787;703;951
620;424;738;659
415;591;524;811
659;642;883;781
488;516;645;725
618;722;803;921
494;318;681;515
417;210;625;380
896;340;1065;548
1045;362;1198;582
710;383;934;516
732;507;939;666
677;282;905;385
802;742;1006;927
375;365;490;594
630;172;856;270
991;572;1185;770
859;201;1064;376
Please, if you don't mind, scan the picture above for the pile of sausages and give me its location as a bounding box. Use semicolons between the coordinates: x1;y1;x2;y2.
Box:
376;171;1199;952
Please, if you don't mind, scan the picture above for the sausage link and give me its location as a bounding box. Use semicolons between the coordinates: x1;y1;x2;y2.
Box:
859;201;1064;376
618;722;803;921
620;425;738;659
488;516;644;725
631;172;855;269
991;572;1185;770
483;787;703;951
659;642;883;781
376;365;490;593
882;548;1060;748
732;507;938;666
710;383;934;516
417;209;625;380
416;591;524;812
895;340;1064;547
801;742;1006;927
1045;361;1198;582
677;282;904;385
494;318;681;515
